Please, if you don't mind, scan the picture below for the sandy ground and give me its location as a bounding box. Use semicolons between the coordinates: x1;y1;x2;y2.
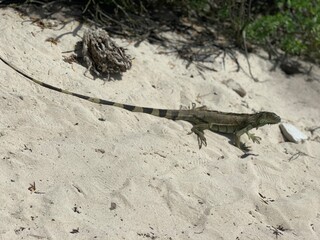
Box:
0;7;320;240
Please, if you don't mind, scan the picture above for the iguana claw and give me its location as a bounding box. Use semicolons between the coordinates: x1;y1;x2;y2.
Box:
247;132;261;144
188;126;207;149
197;135;207;149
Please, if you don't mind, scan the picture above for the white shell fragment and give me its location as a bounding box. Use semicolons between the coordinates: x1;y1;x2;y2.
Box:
279;123;308;143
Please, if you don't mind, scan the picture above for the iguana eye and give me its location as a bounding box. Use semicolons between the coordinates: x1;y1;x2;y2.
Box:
258;113;267;125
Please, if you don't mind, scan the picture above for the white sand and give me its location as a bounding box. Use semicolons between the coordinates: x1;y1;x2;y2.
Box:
0;7;320;240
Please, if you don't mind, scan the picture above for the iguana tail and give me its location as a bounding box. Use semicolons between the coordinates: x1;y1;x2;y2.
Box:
0;56;180;120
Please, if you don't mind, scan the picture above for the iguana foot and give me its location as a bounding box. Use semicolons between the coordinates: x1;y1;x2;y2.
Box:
247;132;261;144
190;103;208;111
188;126;207;149
235;133;251;151
241;143;251;152
196;134;207;149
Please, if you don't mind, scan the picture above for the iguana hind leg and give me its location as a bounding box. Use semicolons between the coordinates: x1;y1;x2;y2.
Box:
188;124;210;149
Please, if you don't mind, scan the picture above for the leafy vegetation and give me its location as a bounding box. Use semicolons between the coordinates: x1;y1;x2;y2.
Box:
8;0;320;61
246;0;320;60
96;0;320;61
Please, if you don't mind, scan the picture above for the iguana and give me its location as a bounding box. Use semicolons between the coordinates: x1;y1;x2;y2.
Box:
0;56;281;149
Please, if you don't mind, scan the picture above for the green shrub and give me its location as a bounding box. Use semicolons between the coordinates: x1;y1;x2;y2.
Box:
246;0;320;60
85;0;320;61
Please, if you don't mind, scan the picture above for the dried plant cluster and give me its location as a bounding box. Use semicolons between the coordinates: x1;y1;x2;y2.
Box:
82;27;132;77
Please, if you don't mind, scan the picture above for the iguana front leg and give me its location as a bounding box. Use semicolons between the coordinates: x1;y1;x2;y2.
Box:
188;124;210;149
246;132;261;144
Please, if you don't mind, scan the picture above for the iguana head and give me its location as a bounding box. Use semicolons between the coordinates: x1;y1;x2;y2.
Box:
252;111;281;128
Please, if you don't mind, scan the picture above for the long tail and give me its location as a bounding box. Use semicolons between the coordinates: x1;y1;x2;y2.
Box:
0;56;180;119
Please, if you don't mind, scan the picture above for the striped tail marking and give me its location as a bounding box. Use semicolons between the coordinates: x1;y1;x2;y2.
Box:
0;56;180;120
